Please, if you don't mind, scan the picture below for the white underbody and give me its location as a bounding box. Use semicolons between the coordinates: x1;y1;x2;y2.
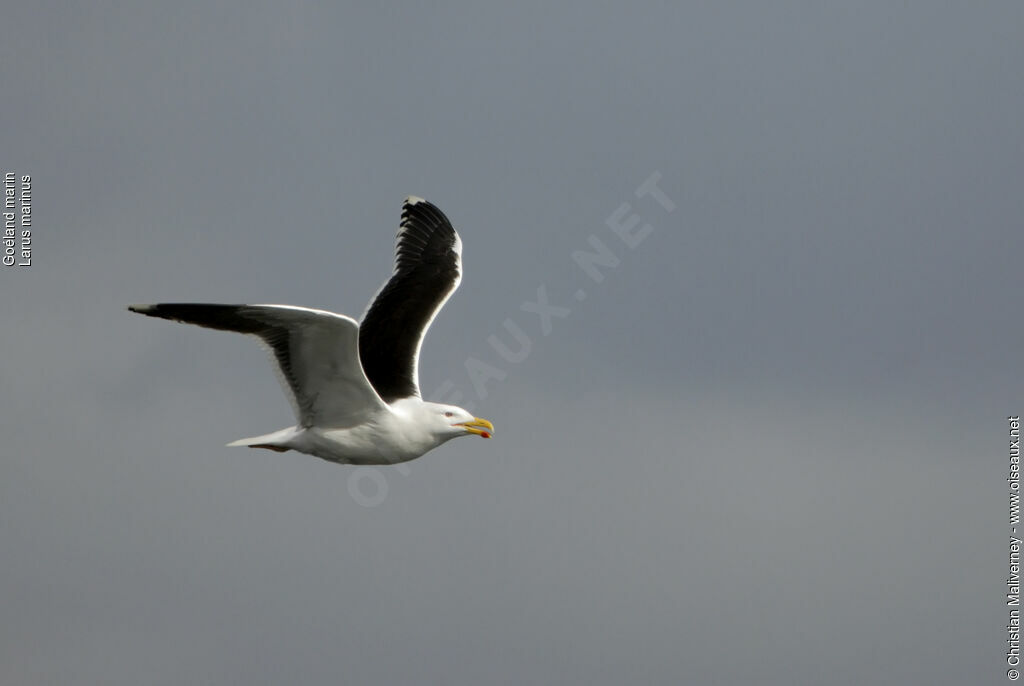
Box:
228;397;455;465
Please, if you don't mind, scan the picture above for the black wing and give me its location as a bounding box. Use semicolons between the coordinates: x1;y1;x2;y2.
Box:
358;197;463;403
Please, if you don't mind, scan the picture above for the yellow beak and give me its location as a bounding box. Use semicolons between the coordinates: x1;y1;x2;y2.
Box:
457;417;494;438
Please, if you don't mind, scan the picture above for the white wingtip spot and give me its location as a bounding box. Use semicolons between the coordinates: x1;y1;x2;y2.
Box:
405;195;426;205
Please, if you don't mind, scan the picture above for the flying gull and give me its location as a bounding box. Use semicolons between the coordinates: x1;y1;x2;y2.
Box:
129;197;493;465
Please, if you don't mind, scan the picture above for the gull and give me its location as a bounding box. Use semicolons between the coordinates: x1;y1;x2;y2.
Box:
129;197;493;465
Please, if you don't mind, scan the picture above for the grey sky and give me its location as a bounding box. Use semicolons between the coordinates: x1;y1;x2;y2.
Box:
2;3;1021;684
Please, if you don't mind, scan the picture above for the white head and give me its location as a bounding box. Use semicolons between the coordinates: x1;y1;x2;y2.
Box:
421;402;494;442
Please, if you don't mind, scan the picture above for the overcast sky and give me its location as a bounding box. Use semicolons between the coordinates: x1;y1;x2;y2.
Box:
2;3;1022;684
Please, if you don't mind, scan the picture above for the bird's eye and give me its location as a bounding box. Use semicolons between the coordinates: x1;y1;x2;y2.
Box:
444;411;454;417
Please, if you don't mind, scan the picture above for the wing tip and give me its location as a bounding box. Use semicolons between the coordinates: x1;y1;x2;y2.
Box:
127;304;156;315
404;195;426;206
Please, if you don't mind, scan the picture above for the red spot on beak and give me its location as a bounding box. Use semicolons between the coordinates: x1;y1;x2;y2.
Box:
481;431;492;439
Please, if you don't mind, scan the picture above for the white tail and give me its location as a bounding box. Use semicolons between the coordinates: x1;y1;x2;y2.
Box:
226;427;298;452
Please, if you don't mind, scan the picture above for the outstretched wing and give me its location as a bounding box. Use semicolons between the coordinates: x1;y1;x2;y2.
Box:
358;197;463;402
128;303;388;428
